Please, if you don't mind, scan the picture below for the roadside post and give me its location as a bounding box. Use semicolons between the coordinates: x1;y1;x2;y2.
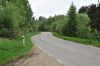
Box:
22;35;25;47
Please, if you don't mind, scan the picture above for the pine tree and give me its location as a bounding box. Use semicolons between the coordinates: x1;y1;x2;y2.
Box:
66;3;78;37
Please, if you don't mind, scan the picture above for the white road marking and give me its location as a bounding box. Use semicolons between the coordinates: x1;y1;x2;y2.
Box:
57;59;63;64
38;47;64;65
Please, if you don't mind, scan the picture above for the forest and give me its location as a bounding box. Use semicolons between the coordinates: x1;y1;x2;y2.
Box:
0;0;38;65
0;0;100;65
0;0;100;41
0;0;37;38
38;3;100;41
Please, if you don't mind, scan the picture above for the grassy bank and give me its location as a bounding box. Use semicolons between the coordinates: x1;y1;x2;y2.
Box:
0;32;39;66
53;32;100;47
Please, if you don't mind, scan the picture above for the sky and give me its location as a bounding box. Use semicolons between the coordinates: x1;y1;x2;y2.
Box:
28;0;98;18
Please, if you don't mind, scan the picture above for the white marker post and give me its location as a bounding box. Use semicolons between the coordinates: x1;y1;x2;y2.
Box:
22;35;25;47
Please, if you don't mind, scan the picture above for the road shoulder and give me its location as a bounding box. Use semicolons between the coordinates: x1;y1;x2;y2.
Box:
6;47;63;66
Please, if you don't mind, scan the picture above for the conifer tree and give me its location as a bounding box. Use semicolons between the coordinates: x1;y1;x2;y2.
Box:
66;3;78;37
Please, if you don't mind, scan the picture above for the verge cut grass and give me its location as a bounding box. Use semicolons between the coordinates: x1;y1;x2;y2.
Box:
53;32;100;47
0;32;39;66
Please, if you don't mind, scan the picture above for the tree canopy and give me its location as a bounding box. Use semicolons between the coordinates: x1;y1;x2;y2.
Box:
0;0;36;38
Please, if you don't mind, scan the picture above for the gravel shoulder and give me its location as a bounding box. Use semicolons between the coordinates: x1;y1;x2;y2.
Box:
11;47;63;66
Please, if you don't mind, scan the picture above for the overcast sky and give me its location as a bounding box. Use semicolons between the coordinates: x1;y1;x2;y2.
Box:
28;0;98;18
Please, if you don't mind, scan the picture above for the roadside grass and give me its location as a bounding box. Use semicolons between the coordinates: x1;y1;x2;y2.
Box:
0;32;39;66
53;32;100;47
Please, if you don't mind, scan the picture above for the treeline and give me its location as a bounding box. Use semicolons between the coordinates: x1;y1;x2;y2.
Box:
38;3;100;40
79;3;100;35
0;0;37;38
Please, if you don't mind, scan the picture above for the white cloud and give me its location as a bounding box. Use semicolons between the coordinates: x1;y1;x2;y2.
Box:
28;0;98;18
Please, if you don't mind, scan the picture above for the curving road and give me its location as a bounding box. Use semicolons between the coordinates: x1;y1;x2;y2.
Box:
32;32;100;66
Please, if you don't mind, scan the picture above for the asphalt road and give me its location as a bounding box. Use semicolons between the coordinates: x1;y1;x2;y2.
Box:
32;32;100;66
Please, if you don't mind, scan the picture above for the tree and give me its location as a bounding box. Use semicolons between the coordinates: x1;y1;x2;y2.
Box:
66;3;78;37
78;6;88;14
77;13;90;38
51;15;68;35
45;16;55;31
0;0;36;38
87;4;97;20
88;4;100;35
89;18;100;34
0;2;19;38
38;16;46;31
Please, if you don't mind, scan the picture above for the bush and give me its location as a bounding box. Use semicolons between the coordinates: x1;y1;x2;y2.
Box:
77;13;90;39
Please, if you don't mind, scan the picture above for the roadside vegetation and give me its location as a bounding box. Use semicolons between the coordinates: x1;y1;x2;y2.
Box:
0;0;38;38
37;3;100;46
0;0;100;65
0;0;39;65
53;32;100;47
0;32;39;66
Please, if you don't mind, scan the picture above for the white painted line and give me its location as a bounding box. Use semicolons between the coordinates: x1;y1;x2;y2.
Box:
57;59;63;64
47;53;64;64
38;47;64;65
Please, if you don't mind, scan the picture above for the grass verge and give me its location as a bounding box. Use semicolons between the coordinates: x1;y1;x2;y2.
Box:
0;32;40;66
53;32;100;47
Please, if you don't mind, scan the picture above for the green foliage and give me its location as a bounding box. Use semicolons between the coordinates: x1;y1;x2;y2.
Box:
77;13;90;38
51;15;68;35
50;3;96;40
53;32;100;47
38;16;55;31
0;32;39;65
78;6;88;14
31;18;38;32
38;16;46;31
0;3;18;38
87;4;97;20
45;16;55;31
66;3;78;37
79;4;100;35
37;2;99;41
0;0;37;38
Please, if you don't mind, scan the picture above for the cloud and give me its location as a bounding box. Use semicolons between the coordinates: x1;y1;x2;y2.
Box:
28;0;98;18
